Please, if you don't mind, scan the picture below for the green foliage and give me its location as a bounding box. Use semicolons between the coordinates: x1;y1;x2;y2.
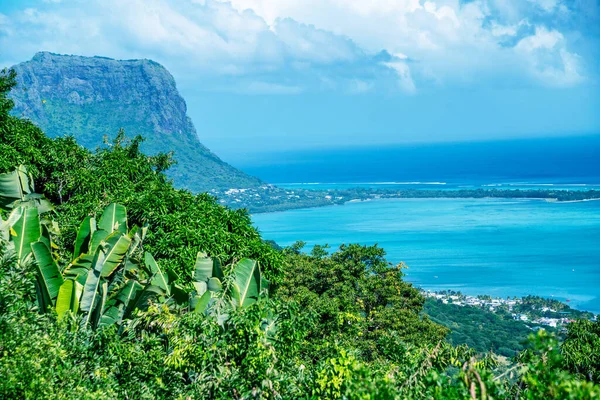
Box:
423;298;532;357
0;68;16;117
562;319;600;383
515;330;600;399
277;242;449;362
514;295;595;320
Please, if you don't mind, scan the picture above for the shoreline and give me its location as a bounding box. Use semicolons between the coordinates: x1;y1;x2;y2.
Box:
421;289;598;319
250;192;600;214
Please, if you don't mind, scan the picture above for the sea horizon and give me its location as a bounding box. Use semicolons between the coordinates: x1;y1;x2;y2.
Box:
237;135;600;187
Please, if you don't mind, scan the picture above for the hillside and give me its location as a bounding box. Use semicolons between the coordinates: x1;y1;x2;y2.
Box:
9;52;263;192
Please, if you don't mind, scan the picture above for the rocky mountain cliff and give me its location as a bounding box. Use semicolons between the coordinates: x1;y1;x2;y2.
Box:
9;52;263;192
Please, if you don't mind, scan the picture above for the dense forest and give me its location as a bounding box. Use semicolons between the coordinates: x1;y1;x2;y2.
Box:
1;68;599;399
423;299;541;358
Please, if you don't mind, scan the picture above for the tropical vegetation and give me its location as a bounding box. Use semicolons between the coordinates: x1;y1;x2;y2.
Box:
1;67;600;399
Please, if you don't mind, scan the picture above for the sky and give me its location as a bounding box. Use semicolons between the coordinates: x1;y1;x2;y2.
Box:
0;0;599;159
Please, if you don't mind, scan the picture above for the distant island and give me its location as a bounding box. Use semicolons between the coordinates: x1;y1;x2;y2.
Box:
215;186;600;213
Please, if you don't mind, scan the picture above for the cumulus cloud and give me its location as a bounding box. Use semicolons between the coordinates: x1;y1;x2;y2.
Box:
223;0;596;88
515;27;584;86
0;0;596;92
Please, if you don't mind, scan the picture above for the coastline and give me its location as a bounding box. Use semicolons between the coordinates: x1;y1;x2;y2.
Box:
248;189;600;214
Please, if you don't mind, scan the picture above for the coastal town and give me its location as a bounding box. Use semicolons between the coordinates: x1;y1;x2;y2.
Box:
423;290;597;329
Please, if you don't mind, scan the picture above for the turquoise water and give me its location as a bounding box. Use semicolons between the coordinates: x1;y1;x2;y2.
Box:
277;182;600;191
252;198;600;313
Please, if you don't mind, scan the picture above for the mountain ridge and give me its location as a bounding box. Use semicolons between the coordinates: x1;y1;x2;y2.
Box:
9;51;263;192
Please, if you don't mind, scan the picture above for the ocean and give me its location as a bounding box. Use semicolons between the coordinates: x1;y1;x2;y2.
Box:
252;198;600;313
239;135;600;186
246;136;600;313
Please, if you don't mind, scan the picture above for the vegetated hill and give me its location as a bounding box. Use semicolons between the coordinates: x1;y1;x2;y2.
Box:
9;52;263;192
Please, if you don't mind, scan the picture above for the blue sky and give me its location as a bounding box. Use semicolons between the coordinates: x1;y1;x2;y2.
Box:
0;0;599;158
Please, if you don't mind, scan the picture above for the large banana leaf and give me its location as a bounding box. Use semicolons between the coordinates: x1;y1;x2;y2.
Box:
0;165;33;209
56;279;84;320
193;281;208;296
88;229;109;255
230;259;261;308
98;203;127;235
16;194;54;215
145;252;170;295
207;277;222;292
12;206;41;262
73;216;96;258
98;280;143;328
0;207;22;242
39;222;57;253
193;252;223;282
194;290;212;314
31;241;64;311
80;247;107;326
63;253;95;286
89;281;109;329
99;232;132;277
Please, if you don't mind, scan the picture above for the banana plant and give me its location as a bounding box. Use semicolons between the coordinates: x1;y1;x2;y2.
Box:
190;252;267;315
0;166;56;263
31;203;168;329
0;165;53;213
1;166;269;329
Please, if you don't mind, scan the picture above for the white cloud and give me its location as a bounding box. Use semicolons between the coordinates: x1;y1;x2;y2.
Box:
221;0;591;88
382;61;416;94
0;0;594;92
527;0;560;12
515;27;584;86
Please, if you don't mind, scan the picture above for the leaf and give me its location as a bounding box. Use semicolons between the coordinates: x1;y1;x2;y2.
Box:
167;268;179;284
145;252;170;296
73;216;96;258
90;281;109;329
56;279;83;320
99;232;132;277
31;241;65;310
17;196;54;214
12;206;41;262
194;291;211;314
261;276;270;294
193;281;207;296
88;229;109;255
127;225;141;256
207;277;223;292
97;203;127;235
0;207;23;242
80;246;107;326
194;252;223;282
230;259;261;308
63;253;95;286
171;283;189;305
98;280;143;328
194;252;218;282
0;165;34;209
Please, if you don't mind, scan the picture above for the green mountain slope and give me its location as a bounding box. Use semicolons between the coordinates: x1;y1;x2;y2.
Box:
9;52;263;192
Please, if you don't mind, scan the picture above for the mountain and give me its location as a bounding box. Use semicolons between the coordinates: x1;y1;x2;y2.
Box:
9;52;263;192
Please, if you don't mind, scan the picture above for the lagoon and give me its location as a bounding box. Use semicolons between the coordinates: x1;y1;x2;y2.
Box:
252;198;600;313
